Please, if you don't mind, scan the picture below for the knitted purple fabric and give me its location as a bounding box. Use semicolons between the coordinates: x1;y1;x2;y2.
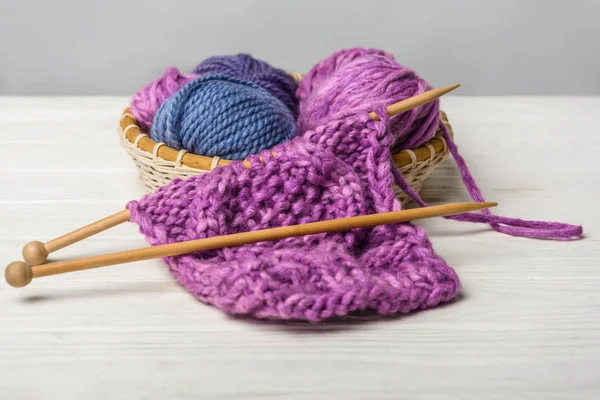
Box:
126;108;460;321
193;54;299;118
130;67;198;132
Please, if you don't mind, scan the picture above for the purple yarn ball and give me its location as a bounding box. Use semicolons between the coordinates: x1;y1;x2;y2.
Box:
296;47;395;103
130;67;198;132
297;48;439;151
193;54;299;118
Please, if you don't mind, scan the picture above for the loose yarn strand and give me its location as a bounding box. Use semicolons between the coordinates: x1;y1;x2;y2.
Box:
391;122;583;241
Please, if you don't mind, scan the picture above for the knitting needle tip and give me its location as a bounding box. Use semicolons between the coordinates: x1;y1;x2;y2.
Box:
372;83;461;120
429;83;461;99
467;201;497;211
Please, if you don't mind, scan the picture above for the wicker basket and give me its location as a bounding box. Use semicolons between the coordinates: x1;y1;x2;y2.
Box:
118;106;453;206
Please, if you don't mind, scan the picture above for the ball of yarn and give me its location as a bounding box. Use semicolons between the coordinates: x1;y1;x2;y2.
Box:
130;67;198;132
151;75;297;160
193;54;299;118
297;49;439;151
296;47;395;102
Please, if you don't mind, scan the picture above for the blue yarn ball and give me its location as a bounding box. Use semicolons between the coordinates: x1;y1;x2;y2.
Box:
151;75;297;160
193;54;299;118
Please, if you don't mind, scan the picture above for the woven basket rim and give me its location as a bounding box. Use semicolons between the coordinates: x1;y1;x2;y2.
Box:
119;108;453;171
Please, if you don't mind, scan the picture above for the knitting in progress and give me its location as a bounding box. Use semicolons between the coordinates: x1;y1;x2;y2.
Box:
7;47;583;322
127;108;460;321
121;47;582;321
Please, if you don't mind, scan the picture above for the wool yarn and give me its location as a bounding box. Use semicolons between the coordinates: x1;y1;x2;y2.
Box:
193;54;299;118
128;107;460;321
130;67;198;132
298;51;438;151
151;75;297;160
296;47;395;107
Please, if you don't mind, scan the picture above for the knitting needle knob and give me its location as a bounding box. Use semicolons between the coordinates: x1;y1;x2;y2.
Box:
22;241;49;266
5;261;32;288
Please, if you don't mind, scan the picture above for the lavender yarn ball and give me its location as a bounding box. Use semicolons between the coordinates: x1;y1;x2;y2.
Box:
297;48;439;151
296;47;395;103
130;67;198;132
151;75;297;160
193;54;299;118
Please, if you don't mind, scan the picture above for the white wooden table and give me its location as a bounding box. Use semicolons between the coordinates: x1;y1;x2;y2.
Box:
1;97;598;399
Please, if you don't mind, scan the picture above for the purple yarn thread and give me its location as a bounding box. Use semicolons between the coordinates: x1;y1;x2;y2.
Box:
298;47;582;241
391;122;583;240
127;108;460;321
193;54;299;118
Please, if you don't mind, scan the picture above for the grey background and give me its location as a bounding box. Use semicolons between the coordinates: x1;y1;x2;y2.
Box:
1;0;599;95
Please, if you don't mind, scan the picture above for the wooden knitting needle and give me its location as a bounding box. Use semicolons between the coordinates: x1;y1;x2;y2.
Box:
22;210;130;266
369;83;460;120
21;83;461;266
6;201;496;288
